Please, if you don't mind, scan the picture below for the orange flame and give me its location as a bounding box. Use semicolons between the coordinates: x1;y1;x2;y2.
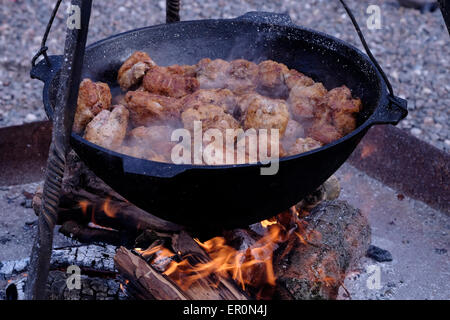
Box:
134;207;330;297
77;198;119;228
79;200;89;216
102;198;118;218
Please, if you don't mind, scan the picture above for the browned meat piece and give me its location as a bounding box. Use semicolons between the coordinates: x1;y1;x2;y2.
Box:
171;64;197;77
73;79;112;134
282;119;305;150
196;58;258;95
288;137;322;156
180;89;237;114
324;86;362;135
196;58;230;89
202;134;287;165
117;51;156;91
143;65;199;98
235;130;287;164
117;145;167;162
308;86;361;145
127;125;175;159
240;93;290;137
284;119;304;140
284;69;314;90
84;105;129;150
308;121;342;145
235;93;259;116
181;104;241;136
200;139;236;165
227;59;258;95
257;60;290;98
125;91;180;127
288;83;327;121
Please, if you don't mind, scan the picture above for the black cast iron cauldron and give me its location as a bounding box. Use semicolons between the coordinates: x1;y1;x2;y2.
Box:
31;11;407;230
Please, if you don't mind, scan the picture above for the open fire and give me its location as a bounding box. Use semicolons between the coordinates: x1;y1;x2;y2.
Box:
42;166;370;301
63;172;367;300
133;207;325;298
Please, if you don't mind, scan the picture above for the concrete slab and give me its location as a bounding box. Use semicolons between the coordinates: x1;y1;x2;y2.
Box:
337;164;449;300
0;182;73;262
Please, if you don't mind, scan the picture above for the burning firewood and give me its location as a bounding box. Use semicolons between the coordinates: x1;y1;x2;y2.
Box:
114;232;249;300
114;200;369;300
274;201;370;300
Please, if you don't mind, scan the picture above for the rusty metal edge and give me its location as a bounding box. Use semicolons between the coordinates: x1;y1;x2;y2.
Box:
0;121;52;186
0;122;448;214
349;125;449;214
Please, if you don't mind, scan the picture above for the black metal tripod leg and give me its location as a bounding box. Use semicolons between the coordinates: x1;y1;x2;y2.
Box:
25;0;93;300
25;143;65;299
438;0;450;35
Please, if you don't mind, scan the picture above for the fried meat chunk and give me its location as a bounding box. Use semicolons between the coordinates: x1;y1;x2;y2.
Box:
117;51;156;91
180;89;237;114
143;65;199;98
196;58;231;89
227;59;258;94
74;79;112;134
181;104;241;136
84;105;129;149
324;86;361;135
234;130;287;165
284;69;314;90
117;145;167;162
308;121;342;145
126;125;175;160
288;82;327;121
124;91;180;127
288;137;322;156
196;58;258;94
281;119;305;150
239;93;290;137
257;60;290;98
308;86;361;144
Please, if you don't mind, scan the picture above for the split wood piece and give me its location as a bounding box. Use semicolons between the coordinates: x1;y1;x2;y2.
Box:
114;239;249;300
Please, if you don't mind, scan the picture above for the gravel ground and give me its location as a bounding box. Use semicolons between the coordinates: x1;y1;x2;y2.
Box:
0;0;448;151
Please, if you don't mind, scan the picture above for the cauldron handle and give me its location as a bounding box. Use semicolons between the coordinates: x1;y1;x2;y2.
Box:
338;0;408;124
